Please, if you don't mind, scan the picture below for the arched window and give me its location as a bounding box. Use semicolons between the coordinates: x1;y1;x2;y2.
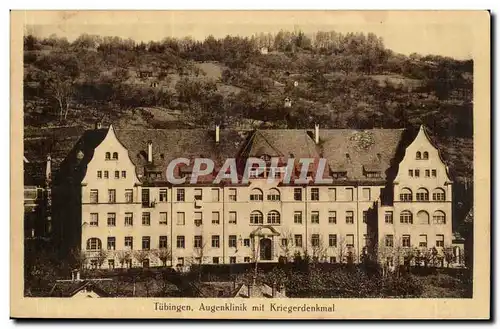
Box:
250;211;263;224
267;210;281;224
112;152;118;160
400;210;413;224
86;238;102;250
105;152;111;160
416;188;429;201
423;151;429;159
399;188;413;202
433;211;446;224
267;188;281;201
250;188;263;201
417;210;430;225
416;151;422;160
432;188;446;201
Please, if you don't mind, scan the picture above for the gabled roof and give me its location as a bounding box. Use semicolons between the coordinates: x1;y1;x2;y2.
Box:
49;280;109;297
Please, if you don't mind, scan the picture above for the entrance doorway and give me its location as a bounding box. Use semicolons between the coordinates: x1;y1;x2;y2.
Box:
260;238;272;260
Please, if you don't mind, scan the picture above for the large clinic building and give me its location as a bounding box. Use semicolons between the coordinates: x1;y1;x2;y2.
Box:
55;124;456;269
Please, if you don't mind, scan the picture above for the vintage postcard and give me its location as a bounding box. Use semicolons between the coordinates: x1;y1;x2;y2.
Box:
10;10;490;319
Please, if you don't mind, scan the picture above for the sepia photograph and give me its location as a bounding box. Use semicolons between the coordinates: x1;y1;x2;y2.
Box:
10;10;490;319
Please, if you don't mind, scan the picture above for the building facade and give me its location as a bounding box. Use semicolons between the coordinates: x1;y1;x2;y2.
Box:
55;124;457;270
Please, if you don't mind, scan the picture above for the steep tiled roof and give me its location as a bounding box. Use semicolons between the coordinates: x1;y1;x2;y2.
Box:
319;129;406;182
241;130;319;159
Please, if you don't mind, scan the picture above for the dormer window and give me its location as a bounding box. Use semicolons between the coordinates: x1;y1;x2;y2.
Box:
331;171;347;179
112;152;118;160
105;152;111;160
423;151;429;159
365;171;381;178
416;151;421;160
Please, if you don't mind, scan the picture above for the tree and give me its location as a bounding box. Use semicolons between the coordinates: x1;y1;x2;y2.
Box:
153;248;172;267
443;246;455;268
95;249;108;269
70;247;87;270
133;250;151;268
278;229;295;262
310;235;327;263
117;250;132;269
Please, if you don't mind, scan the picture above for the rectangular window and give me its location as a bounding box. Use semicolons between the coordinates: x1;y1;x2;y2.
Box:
329;234;337;247
281;238;288;246
142;236;151;250
362;211;368;223
229;257;236;264
121;170;126;178
141;188;150;206
229;212;237;224
125;236;133;250
159;189;168;202
346;234;354;248
346;188;354;201
104;171;109;179
229;235;237;248
159;212;167;225
362;188;371;201
419;234;428;248
329;257;337;264
177;257;184;265
294;234;303;247
107;237;116;250
194;235;203;248
125;189;133;203
176;212;185;225
294;211;303;224
436;235;444;247
328;211;337;224
425;169;430;177
211;235;220;248
212;257;219;264
108;259;115;269
194;188;203;201
212;212;220;224
176;236;185;248
114;170;120;179
228;188;237;201
311;211;319;224
90;190;99;203
294;188;302;201
97;171;102;179
107;213;116;226
142;212;151;226
108;189;116;203
211;188;220;202
311;234;320;247
385;234;394;247
402;235;411;248
432;169;437;177
385;211;393;224
243;238;250;247
90;213;99;226
125;213;133;226
159;236;168;249
176;189;185;202
346;211;354;224
409;169;413;177
328;188;337;201
244;257;250;263
194;212;203;226
415;169;420;177
311;188;319;201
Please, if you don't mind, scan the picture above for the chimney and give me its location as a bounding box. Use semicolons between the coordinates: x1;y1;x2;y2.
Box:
314;124;320;144
215;125;220;143
71;271;75;281
247;284;253;298
272;283;277;298
280;284;287;297
45;154;52;182
147;141;153;163
76;270;81;281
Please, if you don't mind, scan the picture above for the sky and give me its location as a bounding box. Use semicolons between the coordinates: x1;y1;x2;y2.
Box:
24;11;480;59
